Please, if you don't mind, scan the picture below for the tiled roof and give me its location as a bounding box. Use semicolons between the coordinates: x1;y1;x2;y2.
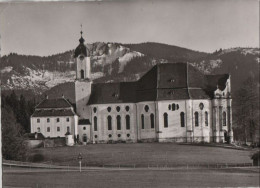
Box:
87;63;230;104
36;98;72;109
31;109;76;117
88;82;137;104
78;119;91;125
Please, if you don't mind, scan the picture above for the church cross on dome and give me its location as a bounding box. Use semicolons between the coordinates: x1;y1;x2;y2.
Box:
79;24;85;44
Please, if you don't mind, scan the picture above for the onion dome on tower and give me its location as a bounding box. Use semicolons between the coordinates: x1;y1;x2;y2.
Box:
74;26;87;58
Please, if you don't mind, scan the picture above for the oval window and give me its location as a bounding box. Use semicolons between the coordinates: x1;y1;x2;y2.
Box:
116;106;120;112
125;106;130;112
144;105;149;112
95;135;98;138
93;107;97;113
127;134;130;137
107;107;111;112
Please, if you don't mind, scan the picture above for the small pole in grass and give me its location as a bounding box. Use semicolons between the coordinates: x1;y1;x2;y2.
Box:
78;153;83;172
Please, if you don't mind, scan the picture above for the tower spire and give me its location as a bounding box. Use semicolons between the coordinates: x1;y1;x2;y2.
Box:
79;24;85;44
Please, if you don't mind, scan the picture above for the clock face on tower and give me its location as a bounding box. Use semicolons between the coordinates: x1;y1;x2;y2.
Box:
79;55;84;60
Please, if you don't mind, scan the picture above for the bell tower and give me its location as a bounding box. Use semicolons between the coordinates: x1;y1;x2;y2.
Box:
74;25;91;80
74;25;92;119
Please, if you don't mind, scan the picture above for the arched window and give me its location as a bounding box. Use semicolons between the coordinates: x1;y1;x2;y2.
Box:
205;111;208;126
150;113;155;129
180;112;185;127
194;112;199;127
83;134;87;142
164;113;168;128
223;111;226;126
94;116;97;131
107;116;112;130
80;69;84;79
141;114;144;129
47;127;50;132
126;115;130;130
117;115;121;130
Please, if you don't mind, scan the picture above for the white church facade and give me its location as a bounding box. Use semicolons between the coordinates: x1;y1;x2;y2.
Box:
31;31;233;144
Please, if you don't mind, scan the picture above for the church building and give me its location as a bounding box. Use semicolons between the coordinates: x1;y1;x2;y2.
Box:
31;30;233;144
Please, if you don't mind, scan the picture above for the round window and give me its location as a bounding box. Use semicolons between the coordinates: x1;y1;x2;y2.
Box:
125;106;130;112
127;134;130;137
116;106;120;112
95;135;98;138
93;107;97;113
83;127;86;130
144;105;149;112
118;134;121;138
107;107;111;112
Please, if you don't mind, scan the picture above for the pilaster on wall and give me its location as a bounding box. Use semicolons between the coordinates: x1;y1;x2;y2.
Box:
75;80;92;119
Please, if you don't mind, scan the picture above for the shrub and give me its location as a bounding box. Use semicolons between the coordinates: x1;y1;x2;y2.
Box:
30;153;45;162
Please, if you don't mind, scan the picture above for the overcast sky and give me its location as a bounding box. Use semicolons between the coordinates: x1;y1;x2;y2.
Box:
0;0;259;56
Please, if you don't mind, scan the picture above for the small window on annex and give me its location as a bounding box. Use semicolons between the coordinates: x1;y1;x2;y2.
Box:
57;127;60;132
164;113;168;128
150;113;155;129
47;127;50;132
47;118;50;123
94;116;98;131
194;112;199;127
57;118;60;123
37;119;40;123
126;115;130;130
180;112;185;127
141;114;144;129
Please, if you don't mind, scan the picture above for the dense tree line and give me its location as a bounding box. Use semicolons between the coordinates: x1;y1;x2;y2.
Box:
1;91;36;160
233;76;259;144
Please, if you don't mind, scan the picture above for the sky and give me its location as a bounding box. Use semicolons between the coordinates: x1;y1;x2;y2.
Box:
0;0;259;56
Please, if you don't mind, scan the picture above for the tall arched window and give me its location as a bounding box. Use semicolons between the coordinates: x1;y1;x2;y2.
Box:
126;115;130;130
150;113;155;129
194;112;199;127
117;115;121;130
94;116;97;131
164;113;168;128
223;111;226;126
205;111;208;126
80;69;84;79
141;114;144;129
180;112;185;127
107;116;112;130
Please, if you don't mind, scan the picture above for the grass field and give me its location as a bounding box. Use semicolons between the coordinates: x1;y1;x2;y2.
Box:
3;167;260;188
29;143;255;167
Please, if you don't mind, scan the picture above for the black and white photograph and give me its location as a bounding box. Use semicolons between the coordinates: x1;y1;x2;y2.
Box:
0;0;259;187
